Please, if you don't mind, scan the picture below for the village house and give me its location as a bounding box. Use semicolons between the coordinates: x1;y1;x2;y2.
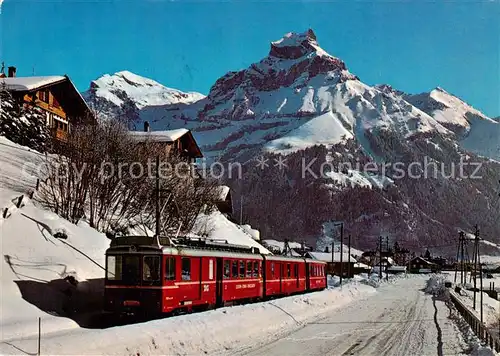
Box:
409;256;439;274
129;122;203;163
1;67;94;142
305;251;357;278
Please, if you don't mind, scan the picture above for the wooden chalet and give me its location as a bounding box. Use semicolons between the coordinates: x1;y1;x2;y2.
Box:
1;67;94;142
129;122;203;162
409;256;439;274
305;251;357;278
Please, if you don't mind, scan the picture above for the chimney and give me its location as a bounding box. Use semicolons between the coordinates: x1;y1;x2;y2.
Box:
8;66;16;78
144;121;150;132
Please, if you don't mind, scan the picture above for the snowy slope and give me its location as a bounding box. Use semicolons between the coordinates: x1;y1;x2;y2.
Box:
405;88;500;161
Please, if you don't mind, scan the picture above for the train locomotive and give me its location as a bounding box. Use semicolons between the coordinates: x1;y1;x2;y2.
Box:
104;236;327;315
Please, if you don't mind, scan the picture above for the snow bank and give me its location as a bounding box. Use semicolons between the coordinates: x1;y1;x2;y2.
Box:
0;198;110;342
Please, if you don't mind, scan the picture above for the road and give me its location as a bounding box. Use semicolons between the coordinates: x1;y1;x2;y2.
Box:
236;278;470;356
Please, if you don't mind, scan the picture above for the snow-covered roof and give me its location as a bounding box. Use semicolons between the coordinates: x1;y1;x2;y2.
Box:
262;239;304;250
307;251;357;263
129;129;190;143
0;76;66;91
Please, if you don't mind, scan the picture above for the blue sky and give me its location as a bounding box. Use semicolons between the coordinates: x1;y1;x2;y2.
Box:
1;1;498;116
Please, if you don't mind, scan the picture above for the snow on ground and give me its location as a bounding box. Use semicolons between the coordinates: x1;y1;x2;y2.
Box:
235;275;496;356
264;111;353;154
0;198;110;342
0;275;389;355
0;137;44;208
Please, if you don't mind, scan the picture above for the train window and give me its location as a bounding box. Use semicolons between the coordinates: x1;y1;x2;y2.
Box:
246;261;252;277
182;257;191;281
106;255;122;280
312;265;316;277
224;260;231;279
239;261;245;278
271;262;275;277
287;264;291;278
143;256;160;281
294;264;299;278
253;262;258;277
232;261;238;278
165;257;176;280
209;259;214;280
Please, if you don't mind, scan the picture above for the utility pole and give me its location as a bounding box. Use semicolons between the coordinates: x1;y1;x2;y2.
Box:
155;156;161;238
379;236;383;280
339;223;344;285
472;226;479;310
331;240;334;277
240;195;243;225
386;236;389;281
347;234;351;279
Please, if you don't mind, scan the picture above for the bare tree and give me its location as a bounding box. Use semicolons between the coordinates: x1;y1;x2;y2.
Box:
38;120;220;237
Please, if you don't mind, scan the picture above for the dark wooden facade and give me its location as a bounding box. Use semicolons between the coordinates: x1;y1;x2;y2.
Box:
2;74;94;142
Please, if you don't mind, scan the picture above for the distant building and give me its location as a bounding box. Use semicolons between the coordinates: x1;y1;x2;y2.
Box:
409;256;439;274
306;251;357;278
129;122;203;163
1;68;94;142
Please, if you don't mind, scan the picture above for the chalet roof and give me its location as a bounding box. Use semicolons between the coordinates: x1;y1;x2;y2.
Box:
0;76;66;91
410;256;436;265
129;129;190;143
307;251;357;263
1;75;94;121
130;129;203;158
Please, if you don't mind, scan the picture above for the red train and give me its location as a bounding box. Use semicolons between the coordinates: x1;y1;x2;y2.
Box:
104;236;327;315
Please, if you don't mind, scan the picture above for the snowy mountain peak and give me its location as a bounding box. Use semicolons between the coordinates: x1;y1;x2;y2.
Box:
270;29;322;59
85;70;205;113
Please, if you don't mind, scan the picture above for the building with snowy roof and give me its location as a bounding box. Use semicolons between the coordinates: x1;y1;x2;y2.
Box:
1;67;94;142
129;122;203;162
306;251;357;277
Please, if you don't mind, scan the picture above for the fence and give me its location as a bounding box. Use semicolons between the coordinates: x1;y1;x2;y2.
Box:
449;290;500;352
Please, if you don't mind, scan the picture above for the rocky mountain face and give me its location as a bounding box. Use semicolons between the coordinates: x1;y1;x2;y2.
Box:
84;30;500;254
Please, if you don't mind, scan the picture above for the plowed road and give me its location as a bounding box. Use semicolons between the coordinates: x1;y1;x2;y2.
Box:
237;278;470;356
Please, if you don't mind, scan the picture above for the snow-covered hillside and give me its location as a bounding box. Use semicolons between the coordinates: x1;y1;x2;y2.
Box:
405;87;500;161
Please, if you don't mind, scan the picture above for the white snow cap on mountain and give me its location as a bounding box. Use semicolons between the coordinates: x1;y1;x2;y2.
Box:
89;70;205;109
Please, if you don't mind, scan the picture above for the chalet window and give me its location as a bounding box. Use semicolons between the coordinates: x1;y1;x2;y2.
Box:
224;260;231;279
253;262;259;277
232;261;238;278
239;261;245;278
246;261;252;277
143;256;160;282
181;257;191;281
287;264;291;278
165;257;176;280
